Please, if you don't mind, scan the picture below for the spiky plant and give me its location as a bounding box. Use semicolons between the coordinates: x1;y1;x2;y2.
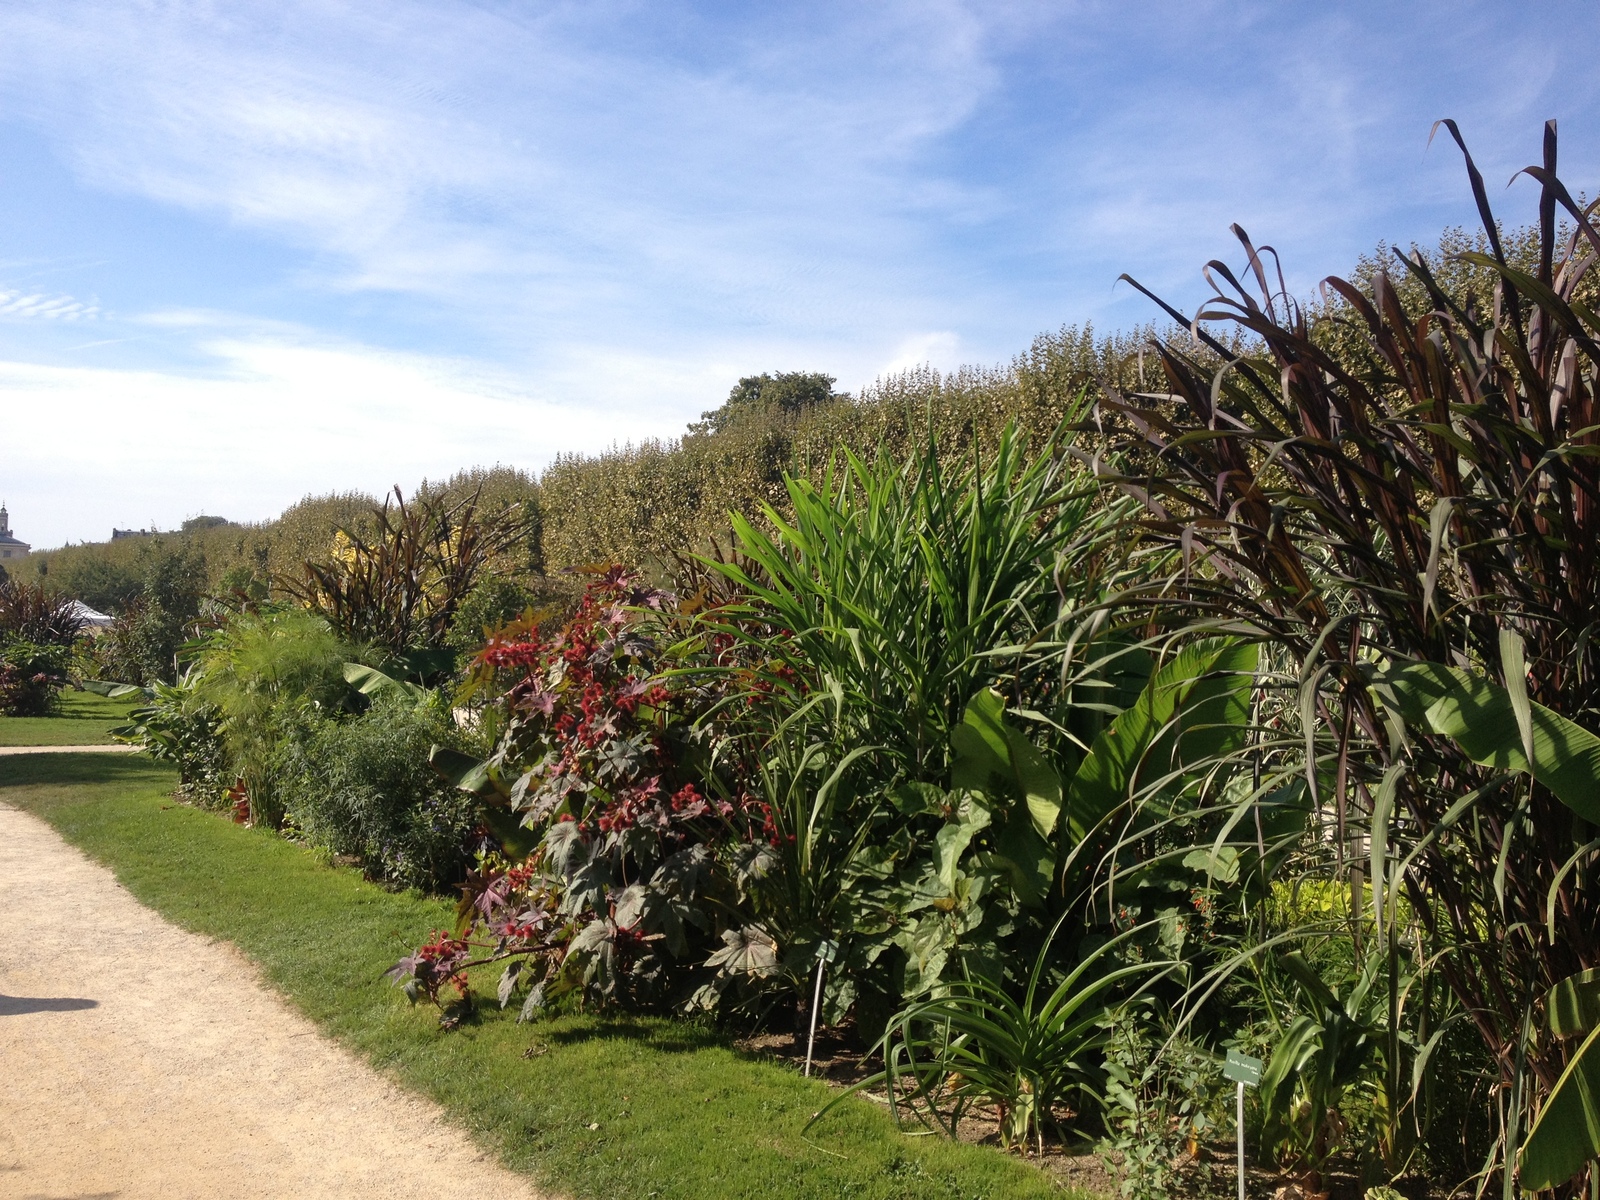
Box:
1100;120;1600;1185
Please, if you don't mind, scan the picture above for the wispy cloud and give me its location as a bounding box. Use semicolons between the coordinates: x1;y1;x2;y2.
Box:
0;1;1595;546
0;326;707;548
0;286;97;320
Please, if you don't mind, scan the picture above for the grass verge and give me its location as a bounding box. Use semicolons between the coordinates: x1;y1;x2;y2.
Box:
0;689;136;745
1;752;1084;1200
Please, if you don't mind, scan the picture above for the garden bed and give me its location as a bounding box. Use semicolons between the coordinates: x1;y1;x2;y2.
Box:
0;751;1090;1200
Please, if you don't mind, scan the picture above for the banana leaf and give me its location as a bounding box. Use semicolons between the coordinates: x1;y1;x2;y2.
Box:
1369;659;1600;824
1065;637;1258;845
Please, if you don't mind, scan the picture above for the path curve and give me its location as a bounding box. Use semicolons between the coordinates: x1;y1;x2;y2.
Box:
0;802;553;1200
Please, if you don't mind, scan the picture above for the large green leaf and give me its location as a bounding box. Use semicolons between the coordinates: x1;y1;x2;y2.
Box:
1518;970;1600;1191
1550;970;1600;1040
342;661;431;704
1370;660;1600;824
1065;638;1257;845
987;812;1054;908
429;745;496;796
935;795;992;889
950;687;1062;837
1522;1021;1600;1192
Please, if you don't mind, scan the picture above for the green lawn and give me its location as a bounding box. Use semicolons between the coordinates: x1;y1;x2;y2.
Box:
0;689;136;745
1;752;1081;1200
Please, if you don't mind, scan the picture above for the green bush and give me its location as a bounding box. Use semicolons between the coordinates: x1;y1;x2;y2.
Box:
190;605;357;824
0;640;73;715
282;693;481;891
115;677;231;805
443;574;537;657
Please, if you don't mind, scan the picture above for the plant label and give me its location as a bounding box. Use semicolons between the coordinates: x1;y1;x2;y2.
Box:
1223;1048;1262;1087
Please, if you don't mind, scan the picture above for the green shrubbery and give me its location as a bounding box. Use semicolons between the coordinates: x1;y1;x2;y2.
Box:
282;693;482;890
94;123;1600;1198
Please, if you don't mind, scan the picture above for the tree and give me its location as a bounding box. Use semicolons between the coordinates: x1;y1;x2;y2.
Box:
688;371;839;437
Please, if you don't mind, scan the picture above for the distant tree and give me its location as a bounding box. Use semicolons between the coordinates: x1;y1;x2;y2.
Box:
182;515;230;533
688;371;839;437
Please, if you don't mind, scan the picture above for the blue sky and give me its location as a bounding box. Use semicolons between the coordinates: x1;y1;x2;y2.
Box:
1;1;1596;548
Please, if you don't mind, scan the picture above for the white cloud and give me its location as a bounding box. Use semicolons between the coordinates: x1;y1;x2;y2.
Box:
0;333;699;549
0;286;97;320
872;331;964;383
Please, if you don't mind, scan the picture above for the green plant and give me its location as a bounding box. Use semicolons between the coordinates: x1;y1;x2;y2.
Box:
817;920;1163;1156
188;605;357;824
704;416;1134;783
1098;1010;1222;1200
114;676;229;803
445;575;537;657
281;693;482;890
1257;950;1383;1192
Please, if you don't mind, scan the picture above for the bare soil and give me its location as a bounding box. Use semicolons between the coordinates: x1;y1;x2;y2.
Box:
0;801;552;1200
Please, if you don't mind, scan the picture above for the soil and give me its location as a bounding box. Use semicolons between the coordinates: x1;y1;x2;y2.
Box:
735;1022;1121;1195
0;800;552;1200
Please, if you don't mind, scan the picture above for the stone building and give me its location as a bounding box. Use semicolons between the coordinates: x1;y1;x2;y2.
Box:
0;505;30;561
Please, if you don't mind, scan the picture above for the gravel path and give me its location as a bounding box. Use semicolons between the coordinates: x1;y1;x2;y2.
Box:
0;744;137;754
0;801;552;1200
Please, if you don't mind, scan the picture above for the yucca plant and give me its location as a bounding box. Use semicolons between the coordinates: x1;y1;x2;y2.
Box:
1102;119;1600;1189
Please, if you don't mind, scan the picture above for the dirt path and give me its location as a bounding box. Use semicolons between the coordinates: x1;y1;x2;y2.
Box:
0;802;553;1200
0;744;137;754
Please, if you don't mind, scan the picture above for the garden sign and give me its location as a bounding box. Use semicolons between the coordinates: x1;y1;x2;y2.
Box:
1223;1049;1262;1200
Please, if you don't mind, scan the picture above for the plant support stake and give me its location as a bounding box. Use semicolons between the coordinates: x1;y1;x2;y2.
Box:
1223;1049;1262;1200
804;940;839;1078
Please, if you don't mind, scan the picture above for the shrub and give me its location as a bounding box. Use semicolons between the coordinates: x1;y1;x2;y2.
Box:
0;640;73;715
444;575;538;658
282;693;484;891
189;605;357;825
408;566;760;1016
114;677;230;805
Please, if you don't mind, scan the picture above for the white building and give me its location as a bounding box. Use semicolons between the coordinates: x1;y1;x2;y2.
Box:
0;505;29;561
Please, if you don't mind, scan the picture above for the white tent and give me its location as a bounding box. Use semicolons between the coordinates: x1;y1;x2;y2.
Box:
67;600;115;630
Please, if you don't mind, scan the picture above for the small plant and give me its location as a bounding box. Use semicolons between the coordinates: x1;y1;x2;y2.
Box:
115;676;229;804
1098;1009;1222;1200
0;639;73;716
817;922;1167;1156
